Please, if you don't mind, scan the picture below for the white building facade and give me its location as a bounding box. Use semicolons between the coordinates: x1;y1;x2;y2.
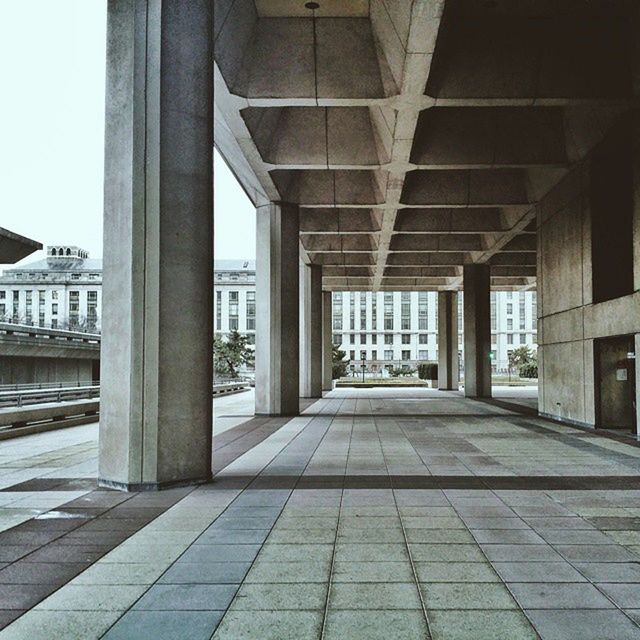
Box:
331;290;537;374
214;260;256;345
0;246;102;332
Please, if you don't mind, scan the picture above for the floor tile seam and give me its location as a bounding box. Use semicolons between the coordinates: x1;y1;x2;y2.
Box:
371;414;434;639
444;492;544;638
319;402;352;640
536;537;640;629
0;488;193;632
203;401;343;638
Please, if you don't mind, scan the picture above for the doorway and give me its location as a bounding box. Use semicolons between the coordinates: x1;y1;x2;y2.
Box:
594;335;636;431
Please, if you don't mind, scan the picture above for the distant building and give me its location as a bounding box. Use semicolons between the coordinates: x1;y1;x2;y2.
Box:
214;259;256;343
0;246;102;331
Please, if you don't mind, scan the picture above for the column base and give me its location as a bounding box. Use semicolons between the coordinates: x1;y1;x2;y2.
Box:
98;475;212;493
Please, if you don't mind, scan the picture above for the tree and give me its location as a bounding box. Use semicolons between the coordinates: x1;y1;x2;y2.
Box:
507;346;535;380
214;330;254;379
332;344;348;380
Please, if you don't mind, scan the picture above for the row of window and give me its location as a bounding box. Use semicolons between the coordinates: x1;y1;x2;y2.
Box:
2;273;100;281
216;291;255;331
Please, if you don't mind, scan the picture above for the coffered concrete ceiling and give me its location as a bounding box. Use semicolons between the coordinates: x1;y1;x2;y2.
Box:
214;0;635;290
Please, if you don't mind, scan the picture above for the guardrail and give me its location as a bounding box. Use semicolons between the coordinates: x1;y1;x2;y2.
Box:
0;399;99;439
0;322;101;344
0;385;100;409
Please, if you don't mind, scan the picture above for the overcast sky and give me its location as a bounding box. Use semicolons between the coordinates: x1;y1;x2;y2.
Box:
0;1;255;271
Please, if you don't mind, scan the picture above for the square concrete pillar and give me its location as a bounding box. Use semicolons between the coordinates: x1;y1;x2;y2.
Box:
438;291;459;391
300;263;323;399
255;203;300;416
322;290;333;392
463;265;492;398
99;0;214;490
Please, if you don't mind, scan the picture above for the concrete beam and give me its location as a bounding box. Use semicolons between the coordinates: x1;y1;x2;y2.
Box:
300;263;323;399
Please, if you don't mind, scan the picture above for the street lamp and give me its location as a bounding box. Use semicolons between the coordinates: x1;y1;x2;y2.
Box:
360;352;366;383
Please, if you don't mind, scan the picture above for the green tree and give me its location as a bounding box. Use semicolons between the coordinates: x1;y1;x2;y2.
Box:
214;330;254;379
507;346;535;380
332;344;348;380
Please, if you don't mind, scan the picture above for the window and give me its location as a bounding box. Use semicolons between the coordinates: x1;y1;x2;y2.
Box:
359;293;366;330
418;350;428;360
52;303;58;314
0;304;5;317
12;290;19;320
490;292;497;331
401;334;410;344
372;350;377;360
507;303;513;315
519;293;526;330
418;292;428;330
25;290;32;324
246;291;255;331
216;291;222;330
419;334;428;344
384;334;393;345
87;291;98;330
332;333;341;345
51;319;58;328
360;333;366;344
371;295;377;330
384;350;393;360
383;293;394;330
69;291;80;327
401;292;411;330
349;350;355;361
371;334;377;345
0;291;4;299
507;334;513;345
350;334;355;344
228;291;239;331
519;333;526;344
507;318;513;330
401;350;410;361
349;292;355;330
332;292;343;330
52;291;58;300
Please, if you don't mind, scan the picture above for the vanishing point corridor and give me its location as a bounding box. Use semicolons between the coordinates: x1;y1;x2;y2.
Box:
2;389;640;639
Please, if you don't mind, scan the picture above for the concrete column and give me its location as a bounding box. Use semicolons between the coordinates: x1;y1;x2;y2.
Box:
438;291;459;391
99;0;214;490
322;290;333;392
255;203;300;416
300;263;323;399
463;265;492;398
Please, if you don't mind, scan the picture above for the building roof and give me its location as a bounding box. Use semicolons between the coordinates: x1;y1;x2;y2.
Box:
214;260;255;272
0;228;42;264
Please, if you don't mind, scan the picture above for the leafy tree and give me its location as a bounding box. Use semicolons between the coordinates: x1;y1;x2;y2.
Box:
214;330;254;379
418;362;438;380
332;344;348;380
507;346;536;379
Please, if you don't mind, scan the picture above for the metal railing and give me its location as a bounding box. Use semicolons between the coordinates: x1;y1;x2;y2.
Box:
0;322;101;344
0;385;100;408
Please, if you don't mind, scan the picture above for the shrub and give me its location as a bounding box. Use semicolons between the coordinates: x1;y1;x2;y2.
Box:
418;362;438;380
519;362;538;379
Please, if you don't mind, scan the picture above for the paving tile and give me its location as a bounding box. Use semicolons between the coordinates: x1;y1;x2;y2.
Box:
421;582;518;610
573;561;640;583
508;582;614;609
134;584;238;611
405;528;475;543
555;544;638;562
324;610;429;640
329;582;422;610
0;610;121;640
159;561;251;585
103;610;224;640
525;609;640;640
196;529;270;544
409;544;486;562
595;583;640;608
212;610;323;640
35;584;147;611
415;561;500;583
71;562;167;585
0;562;87;585
332;561;415;583
244;560;331;583
0;584;56;610
428;609;538;640
470;529;545;544
334;543;408;562
336;527;405;543
492;562;586;583
230;583;327;610
180;544;260;564
480;544;563;562
257;543;333;563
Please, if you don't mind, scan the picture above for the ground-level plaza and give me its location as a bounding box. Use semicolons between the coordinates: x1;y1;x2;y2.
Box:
1;388;640;639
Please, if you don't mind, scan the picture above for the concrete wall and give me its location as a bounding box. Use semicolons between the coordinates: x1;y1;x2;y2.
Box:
0;357;95;386
538;117;640;429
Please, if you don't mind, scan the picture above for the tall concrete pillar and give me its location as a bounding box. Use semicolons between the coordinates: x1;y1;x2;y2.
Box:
463;265;492;398
99;0;214;490
322;290;333;392
255;203;300;416
300;263;323;399
438;291;459;391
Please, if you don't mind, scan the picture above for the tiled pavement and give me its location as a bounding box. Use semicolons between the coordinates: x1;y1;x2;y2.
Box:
2;388;640;638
